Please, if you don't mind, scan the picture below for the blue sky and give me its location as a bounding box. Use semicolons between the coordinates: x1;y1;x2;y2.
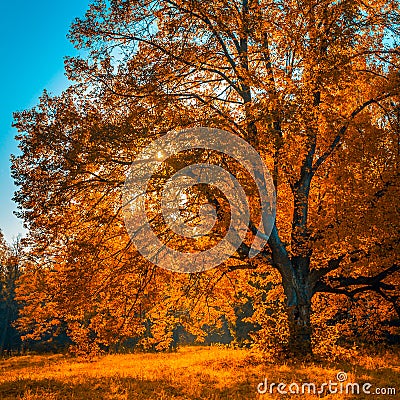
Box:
0;1;90;243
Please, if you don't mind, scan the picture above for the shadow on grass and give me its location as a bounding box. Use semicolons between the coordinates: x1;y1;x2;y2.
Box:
0;354;67;372
0;376;260;400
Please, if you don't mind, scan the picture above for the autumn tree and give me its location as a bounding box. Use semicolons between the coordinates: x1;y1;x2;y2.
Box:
12;0;400;356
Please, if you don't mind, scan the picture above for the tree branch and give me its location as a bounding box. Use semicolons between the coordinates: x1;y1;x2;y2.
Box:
313;92;395;171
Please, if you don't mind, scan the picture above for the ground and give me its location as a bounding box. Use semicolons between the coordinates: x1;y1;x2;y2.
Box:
0;346;399;399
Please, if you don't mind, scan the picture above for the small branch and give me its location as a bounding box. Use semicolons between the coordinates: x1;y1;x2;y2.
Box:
313;92;394;171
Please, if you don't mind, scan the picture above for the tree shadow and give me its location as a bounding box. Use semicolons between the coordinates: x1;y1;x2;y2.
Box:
0;354;66;372
0;376;261;400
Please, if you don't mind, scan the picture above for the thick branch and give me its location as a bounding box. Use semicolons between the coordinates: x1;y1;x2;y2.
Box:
315;264;400;298
309;255;345;286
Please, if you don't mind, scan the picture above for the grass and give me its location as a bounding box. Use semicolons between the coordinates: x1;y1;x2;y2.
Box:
0;346;399;399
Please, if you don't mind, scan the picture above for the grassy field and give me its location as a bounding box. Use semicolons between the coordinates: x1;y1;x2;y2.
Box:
0;346;399;399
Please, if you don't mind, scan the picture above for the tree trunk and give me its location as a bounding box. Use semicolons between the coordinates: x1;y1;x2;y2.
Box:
279;256;313;357
267;227;314;357
287;301;312;356
282;275;313;357
285;257;314;356
0;306;10;354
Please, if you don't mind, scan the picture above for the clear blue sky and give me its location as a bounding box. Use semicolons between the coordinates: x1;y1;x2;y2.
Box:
0;1;90;243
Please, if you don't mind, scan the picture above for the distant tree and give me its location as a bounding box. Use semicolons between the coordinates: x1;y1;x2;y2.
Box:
0;232;23;355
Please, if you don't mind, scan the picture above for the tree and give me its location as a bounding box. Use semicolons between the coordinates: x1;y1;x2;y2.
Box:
0;232;23;355
12;0;400;356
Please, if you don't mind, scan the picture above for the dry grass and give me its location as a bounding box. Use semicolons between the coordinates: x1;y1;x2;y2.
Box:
0;346;399;399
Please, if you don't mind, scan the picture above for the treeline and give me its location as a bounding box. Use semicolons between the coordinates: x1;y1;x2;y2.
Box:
0;231;250;356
